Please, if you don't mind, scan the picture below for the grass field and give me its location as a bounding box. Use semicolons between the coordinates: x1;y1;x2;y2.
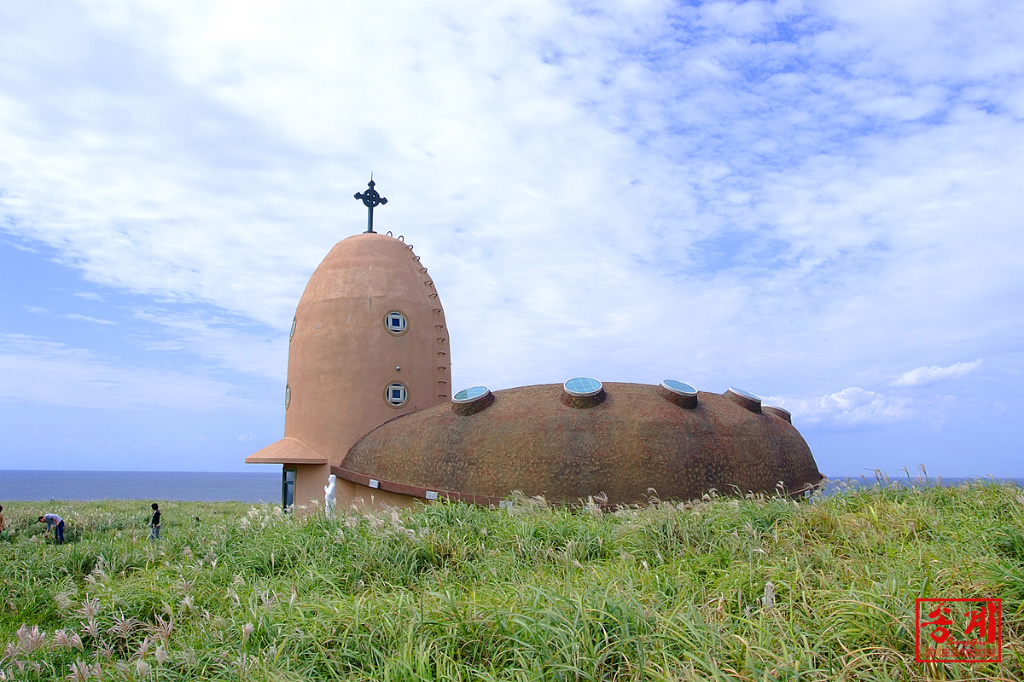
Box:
1;478;1021;681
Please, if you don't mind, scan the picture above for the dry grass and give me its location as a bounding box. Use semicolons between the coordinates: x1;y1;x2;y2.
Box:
0;478;1021;680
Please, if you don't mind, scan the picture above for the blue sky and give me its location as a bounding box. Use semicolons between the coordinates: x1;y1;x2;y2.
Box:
1;0;1022;476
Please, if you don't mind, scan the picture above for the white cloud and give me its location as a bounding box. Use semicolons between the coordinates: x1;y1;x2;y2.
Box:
73;291;105;301
892;360;982;387
65;313;115;325
0;333;262;412
0;1;1021;472
767;387;912;428
130;308;286;381
23;306;115;325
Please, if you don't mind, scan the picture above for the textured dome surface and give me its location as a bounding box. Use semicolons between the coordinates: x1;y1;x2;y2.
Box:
339;382;823;506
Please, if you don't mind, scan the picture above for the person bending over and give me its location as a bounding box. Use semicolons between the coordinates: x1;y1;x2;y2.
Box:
39;513;64;544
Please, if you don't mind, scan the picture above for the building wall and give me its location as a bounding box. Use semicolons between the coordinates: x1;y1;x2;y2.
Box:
336;478;417;510
292;463;330;510
280;232;451;510
291;465;417;511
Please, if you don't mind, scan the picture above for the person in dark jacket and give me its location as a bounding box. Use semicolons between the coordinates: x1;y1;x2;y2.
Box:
149;503;161;541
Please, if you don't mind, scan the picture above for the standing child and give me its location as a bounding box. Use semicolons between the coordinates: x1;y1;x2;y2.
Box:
150;503;161;541
39;513;64;544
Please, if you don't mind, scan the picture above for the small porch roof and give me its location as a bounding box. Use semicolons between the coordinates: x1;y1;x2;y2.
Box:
245;437;328;465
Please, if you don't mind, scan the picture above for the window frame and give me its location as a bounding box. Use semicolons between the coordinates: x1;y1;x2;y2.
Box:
383;310;409;336
384;381;409;408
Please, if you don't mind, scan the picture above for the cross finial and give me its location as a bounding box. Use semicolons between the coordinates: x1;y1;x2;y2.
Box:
354;176;388;233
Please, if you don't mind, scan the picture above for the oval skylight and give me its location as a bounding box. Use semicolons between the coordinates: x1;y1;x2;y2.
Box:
727;387;761;402
451;385;495;416
453;386;490;403
763;405;792;423
725;387;762;414
564;377;603;397
659;379;698;408
661;379;697;396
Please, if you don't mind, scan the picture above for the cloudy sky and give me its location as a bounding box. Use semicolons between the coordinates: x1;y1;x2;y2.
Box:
1;0;1022;477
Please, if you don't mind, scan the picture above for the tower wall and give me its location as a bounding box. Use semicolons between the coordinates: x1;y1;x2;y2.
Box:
249;231;451;510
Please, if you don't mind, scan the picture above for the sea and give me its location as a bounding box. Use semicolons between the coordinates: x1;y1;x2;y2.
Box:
0;470;281;503
0;470;1020;504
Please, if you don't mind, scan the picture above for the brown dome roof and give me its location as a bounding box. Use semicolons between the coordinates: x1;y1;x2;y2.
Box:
337;382;823;506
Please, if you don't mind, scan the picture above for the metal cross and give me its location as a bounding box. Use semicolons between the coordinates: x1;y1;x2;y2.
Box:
354;177;388;233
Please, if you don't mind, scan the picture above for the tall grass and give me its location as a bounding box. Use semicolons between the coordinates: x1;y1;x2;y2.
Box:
1;480;1021;680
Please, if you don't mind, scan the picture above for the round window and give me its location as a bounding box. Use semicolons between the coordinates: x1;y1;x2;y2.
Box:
661;379;697;397
384;382;408;407
384;311;408;335
561;377;605;408
727;387;761;402
659;379;698;409
563;377;603;397
453;386;490;403
725;387;762;414
452;385;494;416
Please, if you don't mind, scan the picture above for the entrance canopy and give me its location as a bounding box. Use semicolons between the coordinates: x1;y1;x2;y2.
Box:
245;437;328;465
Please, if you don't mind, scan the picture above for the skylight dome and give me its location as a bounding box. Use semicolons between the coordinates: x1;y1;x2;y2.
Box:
659;379;698;408
563;377;603;396
562;377;605;408
763;405;792;423
454;386;490;403
452;385;494;416
661;379;696;396
725;387;762;413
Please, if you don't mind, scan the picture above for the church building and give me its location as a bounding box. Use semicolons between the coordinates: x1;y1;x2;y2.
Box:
246;180;451;508
247;180;823;510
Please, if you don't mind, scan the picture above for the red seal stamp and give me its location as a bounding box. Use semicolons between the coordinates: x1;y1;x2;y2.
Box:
916;598;1001;663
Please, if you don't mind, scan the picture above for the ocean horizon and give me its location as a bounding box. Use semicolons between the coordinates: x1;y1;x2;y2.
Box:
0;469;281;503
1;469;1021;504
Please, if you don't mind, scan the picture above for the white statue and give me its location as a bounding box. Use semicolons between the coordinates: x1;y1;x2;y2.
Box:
324;474;337;515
